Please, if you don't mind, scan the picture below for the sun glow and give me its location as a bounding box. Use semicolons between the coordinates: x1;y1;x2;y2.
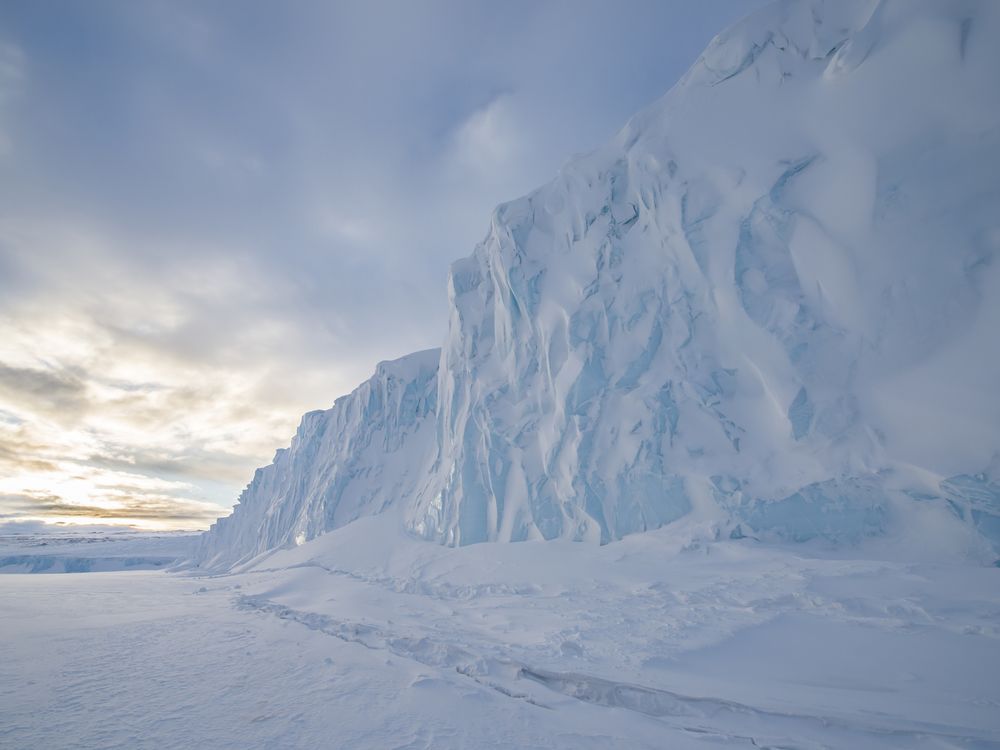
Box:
0;262;310;530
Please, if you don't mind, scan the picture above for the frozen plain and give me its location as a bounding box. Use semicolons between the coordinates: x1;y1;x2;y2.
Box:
0;528;197;573
2;515;999;750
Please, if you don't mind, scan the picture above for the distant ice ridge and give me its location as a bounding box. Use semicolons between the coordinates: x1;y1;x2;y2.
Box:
199;0;1000;566
0;529;197;573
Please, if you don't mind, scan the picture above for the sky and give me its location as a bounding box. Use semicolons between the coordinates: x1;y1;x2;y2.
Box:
0;0;766;530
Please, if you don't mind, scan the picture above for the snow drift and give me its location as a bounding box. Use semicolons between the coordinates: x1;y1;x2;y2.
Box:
199;0;1000;566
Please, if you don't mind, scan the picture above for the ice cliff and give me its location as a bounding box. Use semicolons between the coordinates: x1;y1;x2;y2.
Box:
199;0;1000;566
197;350;439;568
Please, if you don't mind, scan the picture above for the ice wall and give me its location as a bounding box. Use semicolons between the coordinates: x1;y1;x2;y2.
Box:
407;0;1000;547
196;349;440;568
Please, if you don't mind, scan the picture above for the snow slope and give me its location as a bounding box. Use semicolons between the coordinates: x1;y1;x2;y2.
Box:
199;0;1000;563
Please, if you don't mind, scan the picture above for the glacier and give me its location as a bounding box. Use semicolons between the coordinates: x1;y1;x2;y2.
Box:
199;0;1000;566
197;349;439;568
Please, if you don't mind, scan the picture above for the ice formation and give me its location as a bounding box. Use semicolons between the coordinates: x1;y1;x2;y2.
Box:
199;0;1000;566
197;350;439;568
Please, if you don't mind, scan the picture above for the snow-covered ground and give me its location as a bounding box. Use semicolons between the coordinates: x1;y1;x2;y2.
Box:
3;516;998;749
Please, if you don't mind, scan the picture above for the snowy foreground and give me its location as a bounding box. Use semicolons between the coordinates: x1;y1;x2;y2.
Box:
3;517;998;750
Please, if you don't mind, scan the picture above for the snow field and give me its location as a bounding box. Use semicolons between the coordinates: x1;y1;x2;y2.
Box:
8;516;997;749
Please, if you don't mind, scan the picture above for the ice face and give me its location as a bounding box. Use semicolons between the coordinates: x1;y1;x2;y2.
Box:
199;0;1000;564
196;349;440;568
940;474;1000;556
405;0;1000;548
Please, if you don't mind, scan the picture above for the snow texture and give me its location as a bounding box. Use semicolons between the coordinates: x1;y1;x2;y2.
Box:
4;517;999;748
200;0;1000;565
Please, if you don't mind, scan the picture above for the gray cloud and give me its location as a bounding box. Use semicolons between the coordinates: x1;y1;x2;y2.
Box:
0;519;149;535
86;446;261;487
1;492;221;525
0;447;58;473
0;362;89;417
0;39;24;155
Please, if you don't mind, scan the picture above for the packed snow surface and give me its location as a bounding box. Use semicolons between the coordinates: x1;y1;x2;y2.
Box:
200;0;1000;564
3;519;999;749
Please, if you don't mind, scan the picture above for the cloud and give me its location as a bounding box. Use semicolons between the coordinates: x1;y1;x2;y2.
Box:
0;40;24;156
450;94;523;176
0;519;140;535
0;330;278;529
0;491;222;527
0;444;59;473
0;361;89;418
87;445;261;486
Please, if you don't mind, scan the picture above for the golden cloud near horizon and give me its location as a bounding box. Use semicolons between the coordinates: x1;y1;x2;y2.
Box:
0;229;358;530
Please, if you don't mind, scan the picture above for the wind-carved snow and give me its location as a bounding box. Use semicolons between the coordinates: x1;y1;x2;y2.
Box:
199;0;1000;564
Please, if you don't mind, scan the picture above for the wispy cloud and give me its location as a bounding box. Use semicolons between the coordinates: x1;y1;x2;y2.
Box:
1;492;222;528
0;362;88;417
